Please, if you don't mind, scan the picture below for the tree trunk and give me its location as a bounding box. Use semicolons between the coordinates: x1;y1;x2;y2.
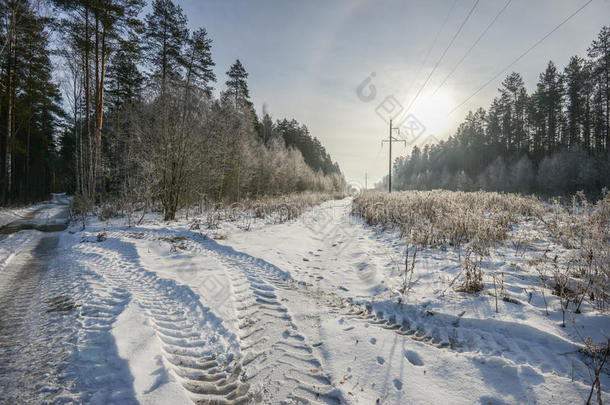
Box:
4;10;15;203
84;5;92;198
93;10;99;199
604;37;610;155
94;16;107;202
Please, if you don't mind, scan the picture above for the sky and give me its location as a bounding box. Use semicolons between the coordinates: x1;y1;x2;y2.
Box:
170;0;610;187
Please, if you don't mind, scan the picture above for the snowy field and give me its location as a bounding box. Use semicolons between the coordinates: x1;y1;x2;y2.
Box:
0;192;608;404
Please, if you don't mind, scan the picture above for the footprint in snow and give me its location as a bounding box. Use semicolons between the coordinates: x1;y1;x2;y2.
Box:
356;262;369;270
404;350;424;366
393;379;403;390
282;330;305;341
377;356;385;365
302;258;309;262
370;338;376;345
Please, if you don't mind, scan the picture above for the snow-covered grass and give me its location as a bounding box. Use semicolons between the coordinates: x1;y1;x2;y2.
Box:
199;191;346;229
353;190;542;251
350;189;610;401
352;189;610;314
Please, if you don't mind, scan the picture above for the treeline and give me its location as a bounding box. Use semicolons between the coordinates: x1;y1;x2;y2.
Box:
261;116;341;176
0;0;343;216
388;26;610;196
0;2;63;204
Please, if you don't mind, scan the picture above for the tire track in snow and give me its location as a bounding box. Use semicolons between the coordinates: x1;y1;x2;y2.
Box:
66;265;137;403
242;199;593;387
297;285;593;386
123;226;592;398
124;229;344;404
211;248;343;404
0;233;81;403
76;238;249;404
0;232;131;403
0;224;139;403
168;229;591;388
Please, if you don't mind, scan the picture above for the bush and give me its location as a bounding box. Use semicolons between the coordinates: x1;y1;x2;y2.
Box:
71;193;95;229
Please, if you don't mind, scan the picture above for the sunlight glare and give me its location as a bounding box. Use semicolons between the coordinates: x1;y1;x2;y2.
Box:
407;90;455;140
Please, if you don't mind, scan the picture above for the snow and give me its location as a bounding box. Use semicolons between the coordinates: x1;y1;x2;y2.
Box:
1;195;608;403
113;300;190;404
0;204;40;227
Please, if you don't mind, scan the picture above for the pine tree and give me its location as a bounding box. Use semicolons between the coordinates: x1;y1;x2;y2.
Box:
564;56;587;147
144;0;188;94
499;72;528;153
587;26;610;154
486;98;503;155
53;0;144;200
104;34;144;196
106;35;144;111
0;1;63;203
259;112;275;145
528;90;545;159
183;28;216;97
536;61;564;152
225;59;250;107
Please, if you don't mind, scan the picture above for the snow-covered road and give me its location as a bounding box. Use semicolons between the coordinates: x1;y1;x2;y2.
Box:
0;197;607;404
0;195;73;403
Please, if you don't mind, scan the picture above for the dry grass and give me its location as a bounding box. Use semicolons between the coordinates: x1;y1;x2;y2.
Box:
353;190;542;250
204;191;345;227
541;190;610;311
353;189;610;307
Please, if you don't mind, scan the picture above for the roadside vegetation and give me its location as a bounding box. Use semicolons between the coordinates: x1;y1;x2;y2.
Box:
353;189;609;307
353;189;610;399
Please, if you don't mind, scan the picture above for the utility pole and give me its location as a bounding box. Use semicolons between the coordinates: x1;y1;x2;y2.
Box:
365;172;367;190
382;119;405;193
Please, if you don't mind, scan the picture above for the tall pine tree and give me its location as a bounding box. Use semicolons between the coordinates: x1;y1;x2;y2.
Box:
225;59;250;108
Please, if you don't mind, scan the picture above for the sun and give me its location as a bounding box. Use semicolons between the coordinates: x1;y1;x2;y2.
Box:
405;90;455;140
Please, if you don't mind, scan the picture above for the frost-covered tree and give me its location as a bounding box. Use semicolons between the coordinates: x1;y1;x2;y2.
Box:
587;26;610;154
6;0;345;213
388;27;610;197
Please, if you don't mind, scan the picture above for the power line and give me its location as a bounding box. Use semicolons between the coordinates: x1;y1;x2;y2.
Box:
405;0;458;98
382;120;405;193
449;0;593;115
404;0;480;114
432;0;512;97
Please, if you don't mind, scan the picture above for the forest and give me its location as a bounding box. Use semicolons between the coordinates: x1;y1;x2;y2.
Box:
0;0;343;218
387;26;610;197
